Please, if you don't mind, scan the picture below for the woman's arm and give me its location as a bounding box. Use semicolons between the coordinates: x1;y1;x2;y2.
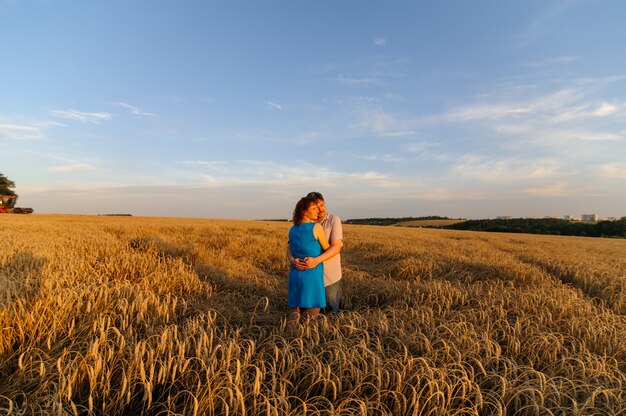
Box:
313;223;330;250
302;239;342;269
286;243;296;266
286;243;308;270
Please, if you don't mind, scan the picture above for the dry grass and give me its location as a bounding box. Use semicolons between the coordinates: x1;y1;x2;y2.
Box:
1;214;625;415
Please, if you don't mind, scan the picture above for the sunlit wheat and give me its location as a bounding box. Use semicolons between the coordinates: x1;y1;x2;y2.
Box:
0;215;624;415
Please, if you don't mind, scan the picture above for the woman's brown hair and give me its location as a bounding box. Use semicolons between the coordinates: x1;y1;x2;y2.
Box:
292;196;317;225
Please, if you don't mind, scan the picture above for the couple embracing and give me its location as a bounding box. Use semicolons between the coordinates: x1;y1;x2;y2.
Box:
286;192;343;323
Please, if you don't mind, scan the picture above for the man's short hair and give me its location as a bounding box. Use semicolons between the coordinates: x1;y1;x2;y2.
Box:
306;191;324;201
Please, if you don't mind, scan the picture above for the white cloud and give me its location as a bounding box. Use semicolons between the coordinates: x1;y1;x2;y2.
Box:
399;187;490;202
290;131;322;145
412;188;459;201
178;160;228;172
266;101;283;110
440;88;583;123
600;163;626;179
515;1;579;48
406;142;432;154
541;130;621;142
49;163;95;173
548;101;625;123
521;182;568;197
383;130;417;137
179;160;227;166
443;104;531;122
316;56;408;88
452;155;566;183
168;159;396;189
115;102;155;117
0;123;46;140
434;78;626;149
523;55;580;67
374;38;386;46
593;102;619;117
350;107;417;137
33;120;66;128
335;75;379;86
360;153;407;163
493;124;530;135
51;109;112;124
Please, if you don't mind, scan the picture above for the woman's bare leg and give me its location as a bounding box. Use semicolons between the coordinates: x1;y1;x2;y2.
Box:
302;308;320;320
287;308;300;331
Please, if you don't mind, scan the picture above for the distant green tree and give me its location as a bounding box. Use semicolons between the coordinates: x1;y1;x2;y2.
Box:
614;217;626;237
446;217;623;238
0;172;17;196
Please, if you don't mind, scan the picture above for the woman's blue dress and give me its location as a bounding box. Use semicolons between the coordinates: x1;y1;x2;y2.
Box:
288;222;326;308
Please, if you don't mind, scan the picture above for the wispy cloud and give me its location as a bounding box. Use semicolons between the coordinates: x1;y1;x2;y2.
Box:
536;130;621;143
49;163;96;173
51;109;112;124
401;188;490;202
0;122;46;140
291;131;323;145
403;189;453;202
523;55;580;67
172;159;396;189
405;141;438;154
114;102;155;117
594;102;620;117
374;37;386;46
440;88;584;123
435;77;626;148
515;0;580;48
442;104;532;122
349;107;416;137
316;56;409;87
600;163;626;179
452;155;567;183
266;101;283;110
335;75;380;86
357;153;407;163
34;120;66;128
521;182;569;197
548;101;625;123
179;160;228;168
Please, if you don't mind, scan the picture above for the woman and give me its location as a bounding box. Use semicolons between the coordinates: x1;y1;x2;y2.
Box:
287;196;330;323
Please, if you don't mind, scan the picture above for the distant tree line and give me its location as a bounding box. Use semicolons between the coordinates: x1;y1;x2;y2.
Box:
0;172;17;196
345;216;451;226
97;214;133;217
445;217;626;238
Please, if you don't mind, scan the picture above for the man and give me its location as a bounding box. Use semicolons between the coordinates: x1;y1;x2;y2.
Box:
287;192;344;313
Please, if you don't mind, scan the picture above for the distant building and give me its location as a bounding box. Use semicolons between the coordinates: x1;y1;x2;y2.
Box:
581;213;598;221
496;216;511;220
563;215;580;221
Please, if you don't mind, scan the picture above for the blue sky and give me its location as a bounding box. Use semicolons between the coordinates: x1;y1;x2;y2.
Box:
2;0;626;219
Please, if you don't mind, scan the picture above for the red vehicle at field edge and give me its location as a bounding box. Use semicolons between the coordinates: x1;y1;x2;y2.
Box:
0;195;33;214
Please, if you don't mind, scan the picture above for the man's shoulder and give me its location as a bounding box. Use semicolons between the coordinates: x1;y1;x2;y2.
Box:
323;213;342;226
323;214;343;240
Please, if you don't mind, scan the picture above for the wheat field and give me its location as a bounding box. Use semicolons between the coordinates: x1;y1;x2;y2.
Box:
1;214;625;415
